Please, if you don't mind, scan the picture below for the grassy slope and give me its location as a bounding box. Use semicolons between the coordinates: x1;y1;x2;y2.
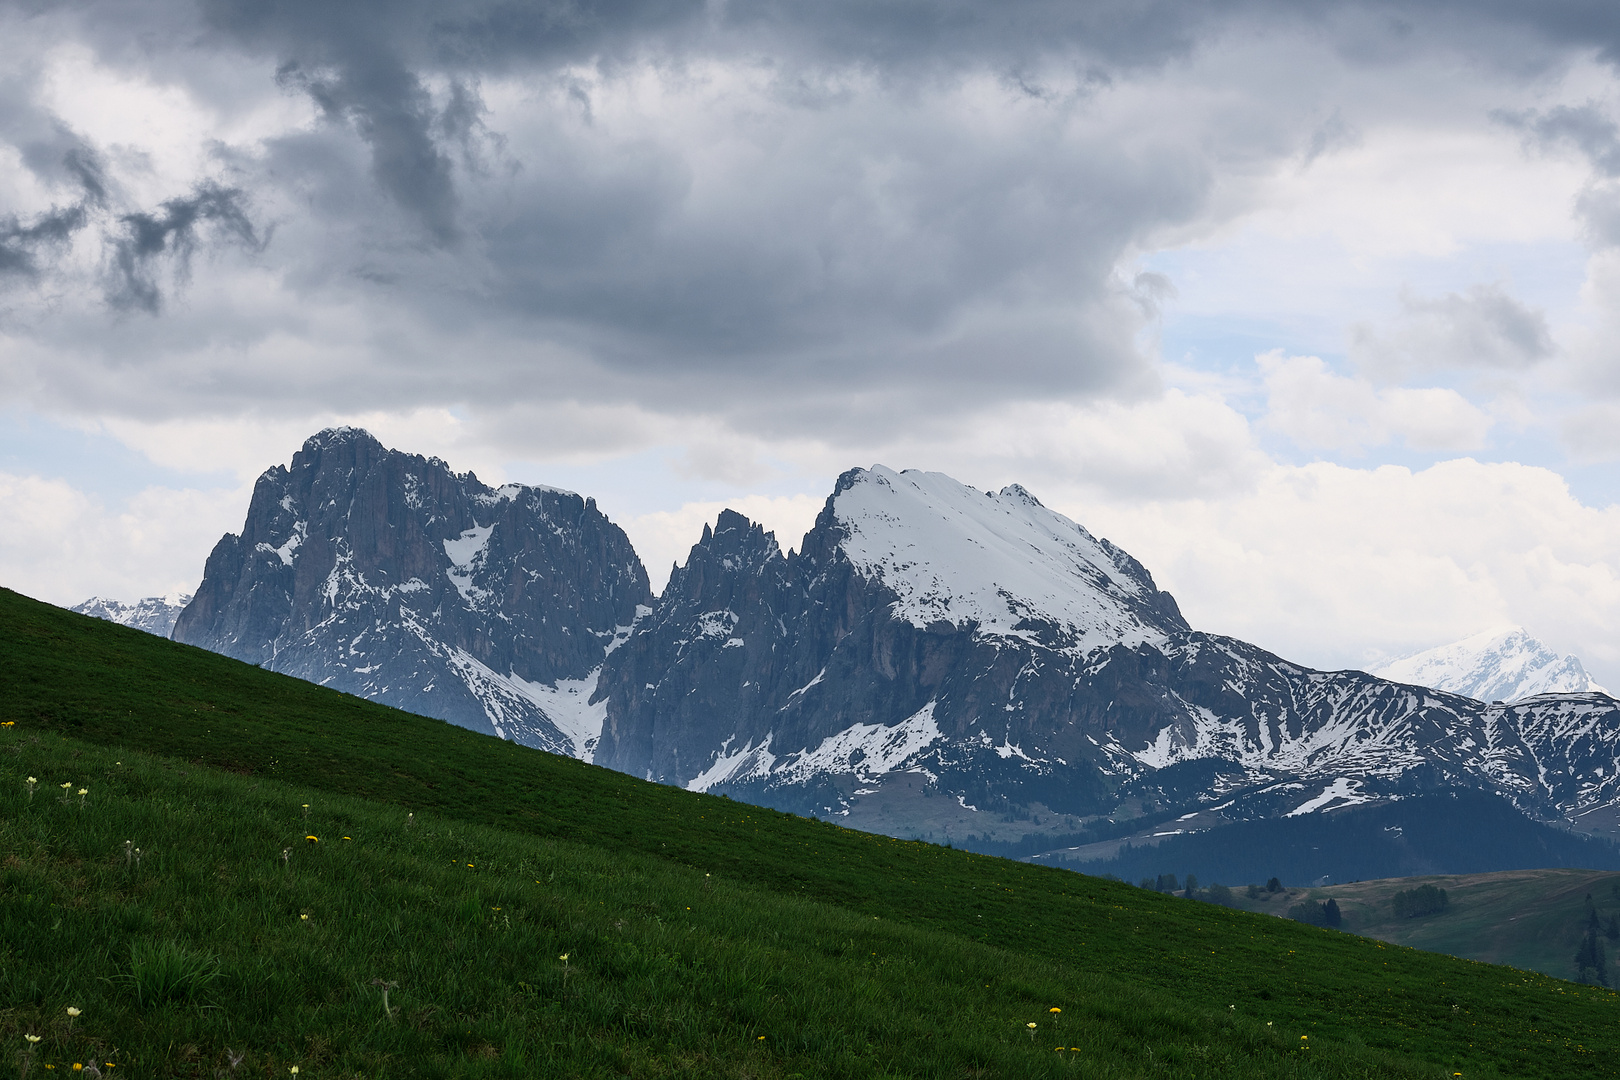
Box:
3;586;1618;1077
1228;870;1620;979
5;729;1363;1079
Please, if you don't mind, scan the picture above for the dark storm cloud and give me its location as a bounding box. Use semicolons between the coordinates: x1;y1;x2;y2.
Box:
106;183;264;313
13;0;1620;433
275;57;460;243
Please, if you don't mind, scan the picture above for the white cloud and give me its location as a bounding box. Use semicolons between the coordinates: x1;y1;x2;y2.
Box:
1071;458;1620;688
0;472;247;606
1258;352;1493;453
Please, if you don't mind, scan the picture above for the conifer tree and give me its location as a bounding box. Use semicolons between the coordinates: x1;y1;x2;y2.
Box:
1576;926;1611;987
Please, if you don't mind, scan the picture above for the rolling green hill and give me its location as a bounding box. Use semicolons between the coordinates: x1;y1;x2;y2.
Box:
1229;869;1620;981
4;585;1619;1077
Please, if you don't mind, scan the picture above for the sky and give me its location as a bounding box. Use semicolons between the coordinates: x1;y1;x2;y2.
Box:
4;0;1620;684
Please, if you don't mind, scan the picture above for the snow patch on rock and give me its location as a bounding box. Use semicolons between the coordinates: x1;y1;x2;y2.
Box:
775;701;945;785
1287;777;1372;816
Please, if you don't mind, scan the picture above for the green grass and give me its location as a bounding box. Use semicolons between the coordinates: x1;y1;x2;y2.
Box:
1;729;1422;1078
3;585;1619;1077
1229;870;1620;979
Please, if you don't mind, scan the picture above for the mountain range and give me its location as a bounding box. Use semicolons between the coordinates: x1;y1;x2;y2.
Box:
72;593;191;638
75;428;1620;881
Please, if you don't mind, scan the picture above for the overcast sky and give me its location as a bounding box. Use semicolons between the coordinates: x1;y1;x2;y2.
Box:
5;0;1620;683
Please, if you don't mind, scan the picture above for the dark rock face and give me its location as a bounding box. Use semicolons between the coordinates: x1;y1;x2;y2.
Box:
595;466;1620;848
174;428;651;752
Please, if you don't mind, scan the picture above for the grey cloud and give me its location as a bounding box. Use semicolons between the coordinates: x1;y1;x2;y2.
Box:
1302;109;1360;166
1130;272;1179;320
0;106;105;284
10;0;1620;438
1351;284;1554;376
275;57;460;244
0;205;88;280
1575;183;1620;247
1495;103;1620;177
1492;103;1620;247
106;184;264;313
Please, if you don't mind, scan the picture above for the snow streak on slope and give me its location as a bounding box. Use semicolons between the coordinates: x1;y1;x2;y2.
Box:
1376;627;1606;702
447;650;607;760
832;467;1171;651
683;703;944;793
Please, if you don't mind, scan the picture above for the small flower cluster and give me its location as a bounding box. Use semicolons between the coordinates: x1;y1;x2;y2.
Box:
19;1013;111;1078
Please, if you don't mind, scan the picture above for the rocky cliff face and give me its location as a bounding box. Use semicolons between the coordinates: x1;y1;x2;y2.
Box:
594;466;1197;813
593;466;1620;850
173;428;651;754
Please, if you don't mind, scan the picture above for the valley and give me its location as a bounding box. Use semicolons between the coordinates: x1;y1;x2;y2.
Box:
1228;868;1620;982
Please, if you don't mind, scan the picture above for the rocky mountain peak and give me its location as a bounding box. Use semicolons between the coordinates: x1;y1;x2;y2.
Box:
173;428;650;754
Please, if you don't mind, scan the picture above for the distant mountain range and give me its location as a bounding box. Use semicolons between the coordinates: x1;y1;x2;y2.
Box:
72;593;192;639
70;428;1620;883
1373;626;1606;702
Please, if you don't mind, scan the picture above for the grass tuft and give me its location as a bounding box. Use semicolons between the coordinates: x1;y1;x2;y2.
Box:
124;940;222;1009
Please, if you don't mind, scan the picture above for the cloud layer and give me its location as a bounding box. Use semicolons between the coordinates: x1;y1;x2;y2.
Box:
6;0;1620;687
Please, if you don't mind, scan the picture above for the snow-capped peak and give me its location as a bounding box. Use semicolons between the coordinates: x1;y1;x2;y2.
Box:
829;466;1179;651
1374;625;1606;702
71;593;193;639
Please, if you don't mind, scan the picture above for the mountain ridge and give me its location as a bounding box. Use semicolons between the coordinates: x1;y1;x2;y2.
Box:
72;429;1620;882
71;592;191;638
